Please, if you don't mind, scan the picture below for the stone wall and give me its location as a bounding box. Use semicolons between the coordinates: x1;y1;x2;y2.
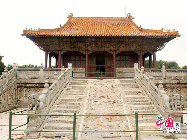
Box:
0;67;66;112
72;68;85;78
116;68;135;78
145;66;187;109
0;68;17;112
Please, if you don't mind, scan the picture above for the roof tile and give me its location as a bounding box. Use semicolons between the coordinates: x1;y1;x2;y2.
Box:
23;15;180;37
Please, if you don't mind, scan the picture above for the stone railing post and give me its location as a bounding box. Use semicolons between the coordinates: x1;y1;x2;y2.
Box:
13;63;18;70
134;63;138;78
54;71;58;79
39;63;44;78
4;67;8;84
162;64;166;82
68;63;72;69
61;66;65;74
39;80;49;109
134;63;138;69
141;66;144;74
158;82;169;110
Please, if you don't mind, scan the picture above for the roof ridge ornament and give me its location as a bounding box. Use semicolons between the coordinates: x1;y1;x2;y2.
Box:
127;13;134;20
67;13;73;20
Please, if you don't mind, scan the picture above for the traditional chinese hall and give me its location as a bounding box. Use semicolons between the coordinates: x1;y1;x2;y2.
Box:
23;13;179;77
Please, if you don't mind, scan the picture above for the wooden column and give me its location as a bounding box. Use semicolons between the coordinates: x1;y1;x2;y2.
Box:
85;50;88;77
49;55;52;68
153;51;157;68
139;52;143;68
149;54;152;68
143;55;145;67
55;56;58;68
113;50;116;77
58;50;61;68
45;51;48;69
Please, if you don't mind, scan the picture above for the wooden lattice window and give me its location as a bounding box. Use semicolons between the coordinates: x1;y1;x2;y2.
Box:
116;55;135;67
65;55;85;68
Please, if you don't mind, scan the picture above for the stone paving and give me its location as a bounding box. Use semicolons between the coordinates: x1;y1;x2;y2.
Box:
0;108;27;140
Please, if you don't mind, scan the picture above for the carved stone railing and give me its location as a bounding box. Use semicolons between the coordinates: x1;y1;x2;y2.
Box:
0;67;17;112
145;66;187;84
26;67;72;137
134;63;170;115
17;68;62;79
0;65;69;112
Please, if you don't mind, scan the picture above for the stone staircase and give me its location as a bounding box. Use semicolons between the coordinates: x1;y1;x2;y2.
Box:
22;78;186;140
175;110;187;139
118;79;167;137
40;79;88;139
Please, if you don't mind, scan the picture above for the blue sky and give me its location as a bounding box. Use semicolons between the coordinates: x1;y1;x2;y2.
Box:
0;0;186;67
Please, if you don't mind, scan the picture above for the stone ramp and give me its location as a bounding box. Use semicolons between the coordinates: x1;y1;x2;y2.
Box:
78;79;133;140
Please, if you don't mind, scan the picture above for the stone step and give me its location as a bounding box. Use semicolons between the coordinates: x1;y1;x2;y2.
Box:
64;91;84;95
58;98;83;102
43;123;73;130
130;109;157;114
119;79;134;83
63;91;85;95
70;81;87;85
66;89;83;93
70;85;87;90
52;109;80;114
126;98;150;102
124;90;143;95
72;79;88;82
54;105;80;109
56;102;82;106
40;132;73;139
122;88;142;92
175;133;187;139
126;95;148;99
129;104;155;110
79;133;132;140
59;95;85;99
136;118;158;123
131;123;159;130
120;83;139;88
47;118;73;124
127;102;152;105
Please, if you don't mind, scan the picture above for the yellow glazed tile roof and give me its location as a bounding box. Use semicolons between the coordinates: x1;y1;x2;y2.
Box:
23;14;180;37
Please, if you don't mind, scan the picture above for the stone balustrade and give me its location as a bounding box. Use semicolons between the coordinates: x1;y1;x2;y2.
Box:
145;66;187;84
134;63;170;115
25;67;72;137
0;66;68;112
0;67;17;112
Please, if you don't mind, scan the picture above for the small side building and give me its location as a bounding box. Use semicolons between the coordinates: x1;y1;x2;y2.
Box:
23;13;180;77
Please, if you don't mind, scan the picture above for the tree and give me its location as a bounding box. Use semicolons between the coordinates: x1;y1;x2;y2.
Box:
7;64;13;71
165;61;180;69
0;61;5;75
144;60;180;69
18;64;39;68
182;66;187;69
